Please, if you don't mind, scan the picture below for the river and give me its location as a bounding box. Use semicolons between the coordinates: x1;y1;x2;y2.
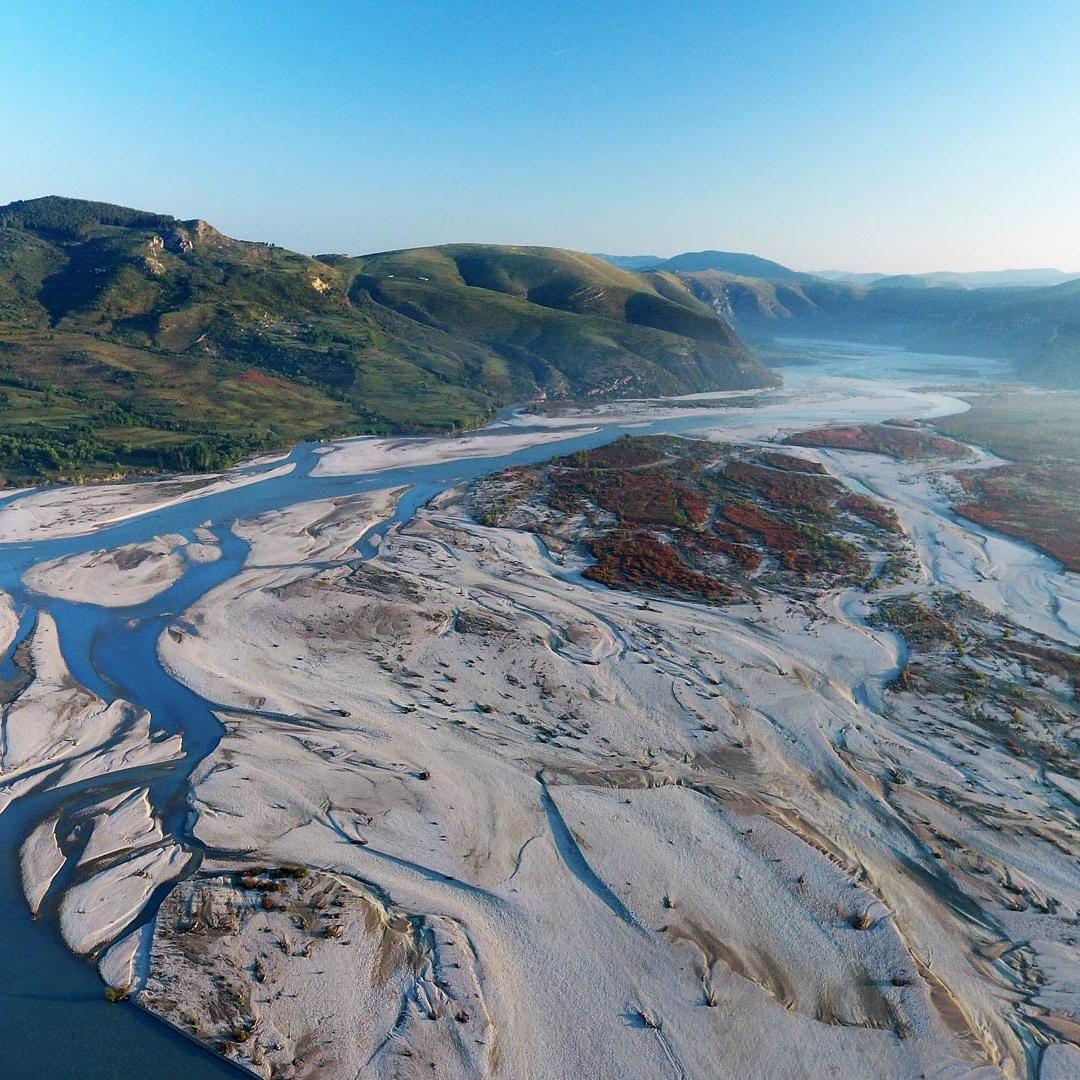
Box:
0;340;1070;1077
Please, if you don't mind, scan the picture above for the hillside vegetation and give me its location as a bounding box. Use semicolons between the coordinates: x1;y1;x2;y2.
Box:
0;196;774;482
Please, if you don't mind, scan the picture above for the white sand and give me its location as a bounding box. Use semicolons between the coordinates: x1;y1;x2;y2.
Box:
60;842;188;955
156;488;404;716
25;534;189;607
0;612;182;786
311;427;599;476
147;446;1079;1076
0;461;294;543
0;589;18;657
99;923;152;992
5;374;1077;1077
504;376;972;436
78;788;164;866
19;811;65;916
3;611;125;773
234;487;404;566
1040;1043;1080;1079
141;869;493;1078
183;541;221;563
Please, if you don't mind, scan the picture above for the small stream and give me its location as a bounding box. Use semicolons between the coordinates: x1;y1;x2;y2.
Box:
0;341;1060;1077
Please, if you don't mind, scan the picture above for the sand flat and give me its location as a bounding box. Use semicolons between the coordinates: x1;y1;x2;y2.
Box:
19;811;65;917
78;788;164;867
25;534;189;607
144;440;1080;1076
0;589;17;656
0;461;295;543
60;842;188;955
311;426;598;476
0;612;182;792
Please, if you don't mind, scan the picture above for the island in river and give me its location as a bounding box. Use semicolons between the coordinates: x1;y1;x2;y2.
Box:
0;341;1077;1079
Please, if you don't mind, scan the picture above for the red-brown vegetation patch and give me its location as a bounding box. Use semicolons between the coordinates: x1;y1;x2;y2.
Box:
710;519;756;545
723;503;864;576
785;424;969;461
723;504;812;572
952;463;1080;572
838;494;902;533
584;532;737;601
232;370;294;390
722;460;840;511
549;467;710;528
562;440;669;470
681;530;763;571
757;451;828;474
471;434;901;602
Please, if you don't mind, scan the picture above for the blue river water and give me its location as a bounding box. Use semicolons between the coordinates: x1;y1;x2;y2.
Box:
0;341;1006;1077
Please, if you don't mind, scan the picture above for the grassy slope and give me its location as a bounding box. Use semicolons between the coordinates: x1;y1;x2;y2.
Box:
0;197;775;483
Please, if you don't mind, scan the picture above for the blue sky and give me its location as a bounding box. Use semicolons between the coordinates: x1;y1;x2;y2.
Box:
3;1;1079;272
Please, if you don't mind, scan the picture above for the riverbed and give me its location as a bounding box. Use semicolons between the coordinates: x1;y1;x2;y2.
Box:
0;340;1076;1078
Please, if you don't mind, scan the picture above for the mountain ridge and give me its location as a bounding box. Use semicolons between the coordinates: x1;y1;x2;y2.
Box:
592;245;1079;386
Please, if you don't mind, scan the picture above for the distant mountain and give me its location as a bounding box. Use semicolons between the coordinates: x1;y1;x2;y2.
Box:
0;196;775;481
592;254;663;271
813;268;1080;290
652;250;806;280
866;275;958;291
597;250;806;280
883;268;1080;289
680;268;1080;388
587;243;1080;386
811;270;886;285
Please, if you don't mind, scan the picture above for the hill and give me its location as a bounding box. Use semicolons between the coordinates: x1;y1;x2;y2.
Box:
652;250;805;280
0;197;775;482
589;245;1080;385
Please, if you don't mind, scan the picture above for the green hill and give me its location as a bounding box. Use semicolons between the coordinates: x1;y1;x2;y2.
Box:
0;196;776;482
653;251;806;280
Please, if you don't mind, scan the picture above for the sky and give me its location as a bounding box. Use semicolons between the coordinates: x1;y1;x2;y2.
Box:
2;0;1079;273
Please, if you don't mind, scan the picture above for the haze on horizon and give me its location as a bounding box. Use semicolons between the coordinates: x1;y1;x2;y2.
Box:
3;0;1079;275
